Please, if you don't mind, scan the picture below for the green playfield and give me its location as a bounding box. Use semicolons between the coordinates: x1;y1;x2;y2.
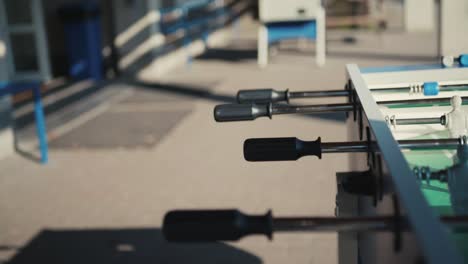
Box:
402;128;468;259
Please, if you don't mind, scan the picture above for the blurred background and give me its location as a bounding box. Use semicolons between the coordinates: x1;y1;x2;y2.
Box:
0;0;466;263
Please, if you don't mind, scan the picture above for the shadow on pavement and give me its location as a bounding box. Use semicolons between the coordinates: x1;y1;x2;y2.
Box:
195;48;257;62
13;139;41;164
123;79;237;104
3;228;262;264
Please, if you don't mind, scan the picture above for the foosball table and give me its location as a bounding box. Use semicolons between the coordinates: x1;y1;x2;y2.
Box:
162;55;468;263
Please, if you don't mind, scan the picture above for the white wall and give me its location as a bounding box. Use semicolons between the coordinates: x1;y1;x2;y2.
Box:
441;0;468;56
405;0;435;32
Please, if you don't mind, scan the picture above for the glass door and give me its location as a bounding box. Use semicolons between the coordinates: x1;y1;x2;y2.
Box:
0;0;51;81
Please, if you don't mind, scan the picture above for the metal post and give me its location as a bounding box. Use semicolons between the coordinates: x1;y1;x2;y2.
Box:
32;84;48;164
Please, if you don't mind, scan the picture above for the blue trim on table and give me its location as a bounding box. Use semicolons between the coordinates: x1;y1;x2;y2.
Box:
266;20;316;44
360;64;445;74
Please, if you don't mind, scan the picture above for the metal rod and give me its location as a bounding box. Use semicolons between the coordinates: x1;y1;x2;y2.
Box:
273;216;468;233
321;138;460;154
274;216;396;232
271;103;354;115
372;84;467;92
394;117;442;125
398;138;460;149
321;141;369;153
289;90;350;99
270;98;455;116
215;100;451;122
378;96;468;106
162;209;468;243
285;84;468;100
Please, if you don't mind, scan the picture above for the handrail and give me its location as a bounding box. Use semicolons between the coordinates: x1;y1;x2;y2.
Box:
159;0;236;44
116;0;251;70
160;0;214;16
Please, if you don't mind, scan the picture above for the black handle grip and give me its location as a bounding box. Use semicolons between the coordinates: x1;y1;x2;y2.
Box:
244;137;322;161
237;89;288;104
163;210;273;242
214;103;271;122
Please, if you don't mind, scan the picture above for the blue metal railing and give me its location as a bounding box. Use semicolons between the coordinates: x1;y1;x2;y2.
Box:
155;0;249;64
160;0;226;36
117;0;250;70
158;0;249;63
0;81;48;164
